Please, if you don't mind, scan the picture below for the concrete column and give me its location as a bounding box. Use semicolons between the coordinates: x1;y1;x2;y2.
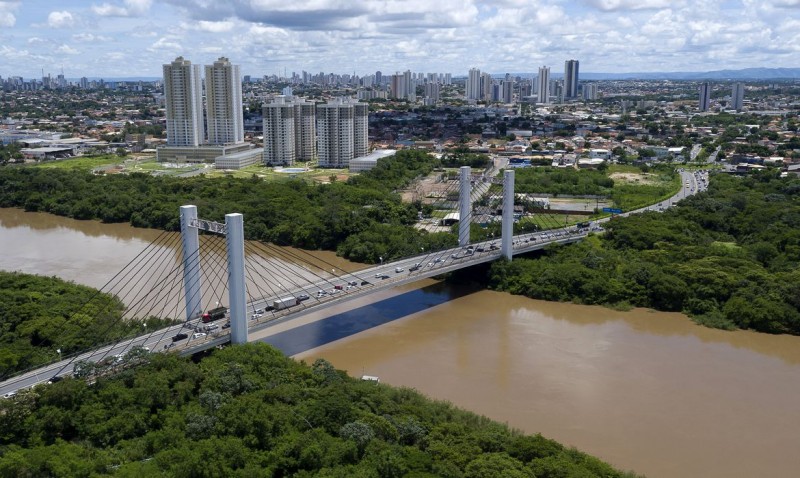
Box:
501;170;515;260
458;166;471;247
180;205;202;321
226;213;247;345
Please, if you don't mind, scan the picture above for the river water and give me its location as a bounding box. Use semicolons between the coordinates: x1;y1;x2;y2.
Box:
2;207;800;477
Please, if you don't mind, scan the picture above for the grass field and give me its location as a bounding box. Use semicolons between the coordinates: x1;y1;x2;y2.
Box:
33;155;354;182
34;154;128;172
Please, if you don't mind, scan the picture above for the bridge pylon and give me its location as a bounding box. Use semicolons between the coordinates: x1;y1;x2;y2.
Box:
226;213;247;345
179;206;247;345
180;205;203;321
458;166;471;247
501;169;515;260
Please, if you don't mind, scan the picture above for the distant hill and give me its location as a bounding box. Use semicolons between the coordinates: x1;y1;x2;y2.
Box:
581;68;800;80
499;67;800;81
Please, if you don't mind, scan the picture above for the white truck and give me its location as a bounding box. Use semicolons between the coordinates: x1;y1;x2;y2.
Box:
273;296;299;311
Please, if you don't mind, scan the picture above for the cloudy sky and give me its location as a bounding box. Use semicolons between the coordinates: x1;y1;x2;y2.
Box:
1;0;798;79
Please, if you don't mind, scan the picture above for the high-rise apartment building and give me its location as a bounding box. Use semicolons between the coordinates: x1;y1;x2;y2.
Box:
317;98;368;168
424;82;440;103
292;97;317;162
699;82;711;112
481;72;493;102
263;97;296;165
731;82;744;111
262;96;317;166
163;56;204;147
564;59;579;99
501;80;514;103
390;71;415;100
582;83;598;101
537;66;550;104
466;68;481;100
352;101;369;159
205;57;244;145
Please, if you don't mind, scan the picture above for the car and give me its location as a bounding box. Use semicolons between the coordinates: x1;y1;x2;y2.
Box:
192;332;207;339
47;376;63;384
475;245;485;252
251;313;263;320
395;267;405;273
409;263;421;271
379;274;390;279
334;284;344;290
348;281;358;286
172;333;188;342
3;391;16;399
360;280;371;286
433;257;444;263
451;253;460;259
204;324;219;332
297;293;309;301
255;308;264;314
317;290;327;298
222;321;231;329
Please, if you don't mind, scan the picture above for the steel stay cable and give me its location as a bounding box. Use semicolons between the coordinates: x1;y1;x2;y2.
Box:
3;230;178;383
64;234;203;369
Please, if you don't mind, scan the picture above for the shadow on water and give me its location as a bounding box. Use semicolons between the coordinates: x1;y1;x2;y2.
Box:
259;281;481;356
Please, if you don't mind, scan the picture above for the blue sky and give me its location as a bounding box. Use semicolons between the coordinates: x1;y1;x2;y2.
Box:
1;0;798;79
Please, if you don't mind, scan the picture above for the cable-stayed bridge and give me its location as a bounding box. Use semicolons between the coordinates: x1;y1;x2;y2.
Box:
0;168;705;398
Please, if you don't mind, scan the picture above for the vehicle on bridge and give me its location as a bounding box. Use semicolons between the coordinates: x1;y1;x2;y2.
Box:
202;306;227;323
274;296;299;310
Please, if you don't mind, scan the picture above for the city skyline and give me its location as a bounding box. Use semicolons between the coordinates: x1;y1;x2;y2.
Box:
1;0;799;78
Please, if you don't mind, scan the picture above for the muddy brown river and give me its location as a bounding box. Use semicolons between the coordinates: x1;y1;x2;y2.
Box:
3;207;800;477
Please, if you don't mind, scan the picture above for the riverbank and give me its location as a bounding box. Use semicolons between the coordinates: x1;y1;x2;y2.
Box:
4;207;800;477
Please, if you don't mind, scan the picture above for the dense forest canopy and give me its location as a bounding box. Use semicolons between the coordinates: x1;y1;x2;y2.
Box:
0;150;456;264
490;172;800;334
0;272;175;379
0;343;641;477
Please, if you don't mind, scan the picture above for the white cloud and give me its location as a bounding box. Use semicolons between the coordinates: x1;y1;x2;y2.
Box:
57;44;80;55
182;20;236;33
0;0;18;28
92;0;152;17
73;33;112;42
48;10;76;28
585;0;682;11
147;36;182;53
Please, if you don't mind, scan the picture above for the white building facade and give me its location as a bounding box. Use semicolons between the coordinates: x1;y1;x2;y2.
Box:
316;98;368;168
537;66;550;104
263;98;296;165
205;57;244;145
163;57;204;147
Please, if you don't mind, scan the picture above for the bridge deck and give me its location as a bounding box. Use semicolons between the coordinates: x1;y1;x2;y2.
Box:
0;171;704;397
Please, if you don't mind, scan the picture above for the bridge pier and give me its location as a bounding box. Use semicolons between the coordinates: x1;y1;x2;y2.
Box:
226;213;247;345
501;169;515;260
180;205;203;321
458;166;471;247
